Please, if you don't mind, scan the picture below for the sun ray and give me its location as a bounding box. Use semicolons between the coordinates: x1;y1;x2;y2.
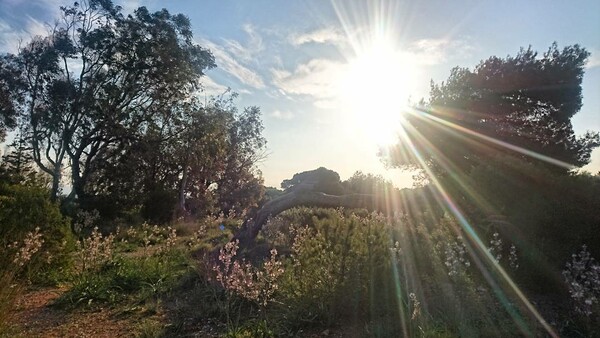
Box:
407;106;576;170
393;110;560;337
329;1;422;146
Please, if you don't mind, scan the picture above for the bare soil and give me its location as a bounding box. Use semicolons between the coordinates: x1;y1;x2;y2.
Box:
9;288;133;338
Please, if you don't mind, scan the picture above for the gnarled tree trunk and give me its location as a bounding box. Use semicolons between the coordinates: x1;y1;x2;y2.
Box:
233;190;391;248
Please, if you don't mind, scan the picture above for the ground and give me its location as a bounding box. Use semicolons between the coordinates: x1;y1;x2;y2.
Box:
9;288;132;337
7;287;351;337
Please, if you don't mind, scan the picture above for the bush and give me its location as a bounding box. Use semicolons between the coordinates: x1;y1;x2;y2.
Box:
56;223;189;309
0;183;74;284
0;227;46;333
447;155;600;293
57;249;190;308
259;208;537;336
261;208;399;334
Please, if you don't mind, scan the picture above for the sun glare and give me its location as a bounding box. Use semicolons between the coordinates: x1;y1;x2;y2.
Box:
338;39;419;145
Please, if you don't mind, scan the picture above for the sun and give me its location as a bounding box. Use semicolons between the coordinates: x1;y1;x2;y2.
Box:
337;39;419;145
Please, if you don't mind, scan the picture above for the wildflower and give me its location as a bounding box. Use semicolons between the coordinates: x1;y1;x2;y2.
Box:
488;232;503;263
13;227;44;267
187;224;207;247
444;236;470;276
562;245;600;316
390;241;403;259
213;240;285;307
409;292;421;320
76;226;114;274
509;245;519;269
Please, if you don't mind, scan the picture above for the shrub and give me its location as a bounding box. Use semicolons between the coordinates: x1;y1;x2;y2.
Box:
0;228;46;333
0;183;74;284
265;208;396;333
57;224;189;309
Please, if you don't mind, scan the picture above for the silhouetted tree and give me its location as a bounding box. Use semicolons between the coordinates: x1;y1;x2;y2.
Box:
281;167;345;195
343;171;397;195
0;0;215;201
0;55;20;142
386;43;600;175
87;94;266;221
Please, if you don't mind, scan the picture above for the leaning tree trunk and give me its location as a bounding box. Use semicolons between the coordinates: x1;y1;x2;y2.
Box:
232;190;392;249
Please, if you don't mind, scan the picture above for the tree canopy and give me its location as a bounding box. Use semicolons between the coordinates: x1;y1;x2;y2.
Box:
385;43;600;175
0;0;266;221
281;167;345;195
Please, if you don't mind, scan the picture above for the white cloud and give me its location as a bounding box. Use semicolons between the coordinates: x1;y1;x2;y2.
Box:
271;58;344;99
586;49;600;69
0;20;23;53
200;38;265;89
200;75;229;96
221;23;264;63
290;27;344;46
198;24;267;89
404;38;474;65
0;16;49;53
271;110;294;120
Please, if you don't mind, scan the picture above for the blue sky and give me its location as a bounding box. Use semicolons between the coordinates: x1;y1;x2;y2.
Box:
1;0;599;188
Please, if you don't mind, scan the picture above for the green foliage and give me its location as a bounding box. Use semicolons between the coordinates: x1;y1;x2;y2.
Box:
444;155;600;292
386;43;599;174
0;0;222;207
258;208;545;336
141;187;178;225
0;182;74;283
0;0;267;223
262;208;398;332
225;319;275;338
56;249;190;309
281;167;346;195
401;216;524;337
261;187;284;205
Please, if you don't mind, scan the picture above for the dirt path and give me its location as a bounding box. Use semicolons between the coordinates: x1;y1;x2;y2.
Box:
10;288;133;338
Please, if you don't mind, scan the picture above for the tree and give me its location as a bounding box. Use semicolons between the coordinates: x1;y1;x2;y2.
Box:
385;43;600;175
0;0;215;201
0;135;55;189
281;167;345;195
85;94;267;221
343;171;397;196
0;54;20;142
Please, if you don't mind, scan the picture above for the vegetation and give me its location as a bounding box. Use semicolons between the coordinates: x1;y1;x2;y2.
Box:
0;1;598;337
0;0;265;220
387;43;599;175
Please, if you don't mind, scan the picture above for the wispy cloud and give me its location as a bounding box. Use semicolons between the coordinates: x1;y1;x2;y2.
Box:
271;58;343;99
404;38;474;65
271;110;294;120
200;38;265;89
222;24;264;63
290;27;344;46
0;16;49;53
200;75;229;97
586;49;600;69
198;24;267;89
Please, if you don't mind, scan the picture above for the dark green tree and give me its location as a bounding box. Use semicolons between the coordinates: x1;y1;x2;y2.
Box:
0;54;20;142
386;43;600;175
343;171;397;195
281;167;345;195
0;0;215;201
87;94;266;221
